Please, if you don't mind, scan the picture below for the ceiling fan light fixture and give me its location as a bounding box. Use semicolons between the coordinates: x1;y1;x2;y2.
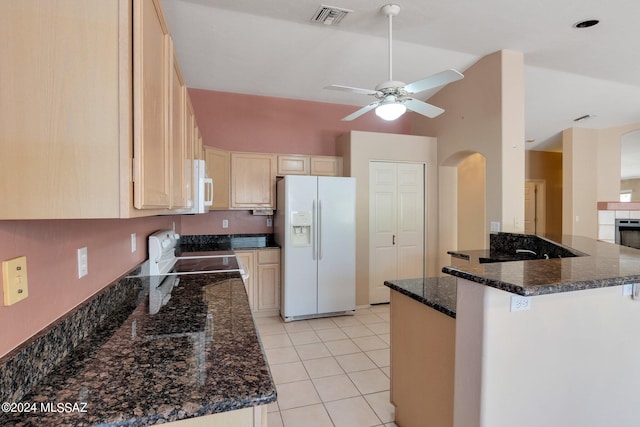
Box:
375;100;406;121
324;4;462;122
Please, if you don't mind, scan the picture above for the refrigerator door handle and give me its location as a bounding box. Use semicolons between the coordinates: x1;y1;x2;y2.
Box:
312;200;317;260
318;200;323;260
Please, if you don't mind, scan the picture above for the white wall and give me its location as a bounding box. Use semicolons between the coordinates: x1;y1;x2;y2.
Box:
457;153;486;249
337;131;438;306
412;50;525;265
563;122;640;238
454;278;640;427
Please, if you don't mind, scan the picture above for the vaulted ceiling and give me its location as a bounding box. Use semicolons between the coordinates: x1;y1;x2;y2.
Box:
161;0;640;156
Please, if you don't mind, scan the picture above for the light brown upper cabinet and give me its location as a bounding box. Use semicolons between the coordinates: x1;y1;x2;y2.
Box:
276;155;343;177
192;108;203;160
133;0;172;209
277;155;310;176
0;0;198;219
204;146;230;210
230;153;276;209
168;44;192;209
311;156;343;176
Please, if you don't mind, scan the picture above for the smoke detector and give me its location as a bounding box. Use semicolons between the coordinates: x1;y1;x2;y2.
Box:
311;5;352;25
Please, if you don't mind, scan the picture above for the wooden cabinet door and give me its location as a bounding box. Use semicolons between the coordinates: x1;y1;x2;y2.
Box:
169;44;190;209
235;251;255;310
186;97;202;161
204;147;230;210
0;0;125;219
133;0;171;209
230;153;276;209
310;156;343;177
257;249;280;313
194;126;203;160
277;155;310;176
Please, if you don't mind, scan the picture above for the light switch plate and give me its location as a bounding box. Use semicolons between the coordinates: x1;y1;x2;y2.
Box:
131;233;137;253
3;256;29;306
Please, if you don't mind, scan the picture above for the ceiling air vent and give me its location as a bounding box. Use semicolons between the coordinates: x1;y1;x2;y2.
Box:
573;114;594;122
311;5;352;25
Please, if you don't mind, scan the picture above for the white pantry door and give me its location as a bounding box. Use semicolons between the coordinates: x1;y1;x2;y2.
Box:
369;162;425;304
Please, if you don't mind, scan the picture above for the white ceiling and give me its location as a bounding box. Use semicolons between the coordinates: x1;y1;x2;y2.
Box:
161;0;640;156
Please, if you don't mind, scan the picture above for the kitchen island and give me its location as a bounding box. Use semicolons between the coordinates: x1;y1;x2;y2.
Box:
0;268;275;426
385;233;640;427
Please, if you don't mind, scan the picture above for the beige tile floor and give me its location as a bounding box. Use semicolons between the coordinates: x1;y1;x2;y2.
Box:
255;305;397;427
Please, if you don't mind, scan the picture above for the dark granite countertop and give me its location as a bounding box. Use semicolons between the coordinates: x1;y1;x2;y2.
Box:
443;234;640;296
179;234;279;252
0;272;276;426
384;276;457;318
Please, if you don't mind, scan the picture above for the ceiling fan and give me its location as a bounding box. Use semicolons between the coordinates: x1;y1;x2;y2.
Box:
325;4;464;121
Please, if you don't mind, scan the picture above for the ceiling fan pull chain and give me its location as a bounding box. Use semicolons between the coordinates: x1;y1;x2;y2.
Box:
388;9;393;82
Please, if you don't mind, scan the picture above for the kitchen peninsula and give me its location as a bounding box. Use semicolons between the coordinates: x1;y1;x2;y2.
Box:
386;233;640;427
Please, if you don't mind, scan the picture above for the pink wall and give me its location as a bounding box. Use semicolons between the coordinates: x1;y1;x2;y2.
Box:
1;90;412;358
180;210;271;235
0;212;270;358
188;88;411;154
0;216;176;357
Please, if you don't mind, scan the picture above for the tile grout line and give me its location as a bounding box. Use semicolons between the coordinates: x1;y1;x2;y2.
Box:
261;308;392;427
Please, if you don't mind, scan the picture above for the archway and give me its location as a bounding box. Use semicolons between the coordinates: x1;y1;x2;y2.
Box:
439;151;487;268
620;129;640;201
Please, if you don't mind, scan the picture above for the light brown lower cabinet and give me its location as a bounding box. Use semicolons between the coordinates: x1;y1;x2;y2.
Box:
162;405;266;426
390;290;455;427
235;248;280;316
235;250;255;310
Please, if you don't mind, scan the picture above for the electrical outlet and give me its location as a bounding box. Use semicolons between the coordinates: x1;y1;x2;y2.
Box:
510;295;531;312
2;256;28;306
77;247;88;278
267;218;273;227
490;221;501;232
222;219;229;229
131;233;137;253
623;284;633;296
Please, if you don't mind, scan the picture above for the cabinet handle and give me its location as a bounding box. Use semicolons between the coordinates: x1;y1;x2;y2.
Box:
393;234;396;245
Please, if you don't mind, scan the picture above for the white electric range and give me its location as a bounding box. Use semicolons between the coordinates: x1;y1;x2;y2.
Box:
144;229;248;314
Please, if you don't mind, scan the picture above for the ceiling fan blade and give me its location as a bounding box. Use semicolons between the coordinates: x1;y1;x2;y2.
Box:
404;69;464;94
325;84;380;96
341;102;380;121
404;98;445;118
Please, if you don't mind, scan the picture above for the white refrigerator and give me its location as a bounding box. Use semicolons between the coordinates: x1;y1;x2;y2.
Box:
275;175;356;321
